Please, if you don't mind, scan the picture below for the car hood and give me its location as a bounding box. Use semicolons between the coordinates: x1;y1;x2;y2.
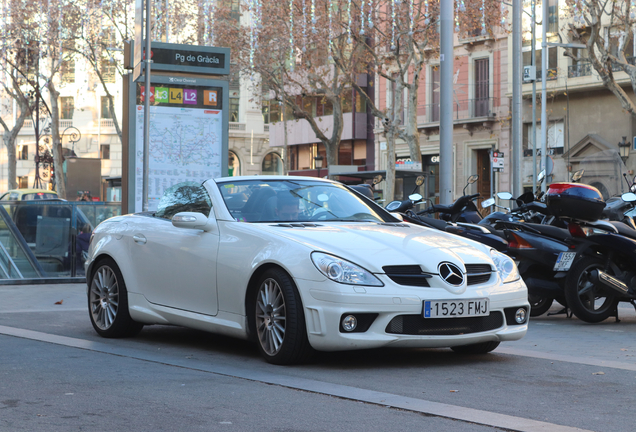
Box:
257;222;493;275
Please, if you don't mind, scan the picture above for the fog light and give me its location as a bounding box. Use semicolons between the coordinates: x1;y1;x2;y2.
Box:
515;308;527;324
342;315;357;332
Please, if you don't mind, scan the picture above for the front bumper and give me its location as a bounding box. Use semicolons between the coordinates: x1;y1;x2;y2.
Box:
298;277;529;352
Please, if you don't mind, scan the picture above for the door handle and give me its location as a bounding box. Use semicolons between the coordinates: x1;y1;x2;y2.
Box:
133;234;147;244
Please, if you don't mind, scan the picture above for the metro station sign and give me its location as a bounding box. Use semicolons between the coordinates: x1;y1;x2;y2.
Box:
136;42;230;78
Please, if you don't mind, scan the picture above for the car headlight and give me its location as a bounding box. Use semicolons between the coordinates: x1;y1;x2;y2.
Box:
311;252;384;286
490;249;520;283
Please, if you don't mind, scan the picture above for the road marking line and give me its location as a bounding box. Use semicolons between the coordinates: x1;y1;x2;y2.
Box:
0;325;589;432
0;308;86;314
497;347;636;371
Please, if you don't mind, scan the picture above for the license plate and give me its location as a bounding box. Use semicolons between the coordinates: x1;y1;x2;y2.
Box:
553;252;576;271
423;299;489;318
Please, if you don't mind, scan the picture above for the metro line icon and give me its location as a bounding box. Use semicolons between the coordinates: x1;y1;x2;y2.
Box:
438;262;464;286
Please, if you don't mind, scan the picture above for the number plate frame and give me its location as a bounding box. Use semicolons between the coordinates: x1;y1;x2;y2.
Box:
423;298;489;319
553;252;577;272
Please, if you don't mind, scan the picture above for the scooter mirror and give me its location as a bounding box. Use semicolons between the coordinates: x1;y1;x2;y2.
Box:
481;198;495;208
409;193;423;202
538;170;546;183
621;192;636;203
372;174;384;185
467;174;479;184
385;201;402;211
415;175;425;186
571;169;584;182
497;192;513;200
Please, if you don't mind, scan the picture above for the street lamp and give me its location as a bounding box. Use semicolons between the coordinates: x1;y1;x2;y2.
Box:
314;155;324;178
619;136;630;164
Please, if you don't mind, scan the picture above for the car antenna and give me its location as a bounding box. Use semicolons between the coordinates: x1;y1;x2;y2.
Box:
622;173;632;190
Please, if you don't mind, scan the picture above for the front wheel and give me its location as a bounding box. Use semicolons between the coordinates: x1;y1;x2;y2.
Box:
564;256;619;323
451;341;500;354
88;257;143;338
254;268;314;365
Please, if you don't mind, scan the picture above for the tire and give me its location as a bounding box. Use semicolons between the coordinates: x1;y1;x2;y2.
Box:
253;268;314;365
528;295;553;317
564;256;619;323
88;257;143;338
451;341;500;354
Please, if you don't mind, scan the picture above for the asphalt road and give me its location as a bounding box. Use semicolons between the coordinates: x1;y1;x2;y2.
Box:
1;283;636;432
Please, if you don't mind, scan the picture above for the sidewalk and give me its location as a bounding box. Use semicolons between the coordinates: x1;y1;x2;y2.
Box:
0;283;86;313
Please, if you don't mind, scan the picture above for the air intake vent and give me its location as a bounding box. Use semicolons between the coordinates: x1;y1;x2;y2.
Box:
379;223;411;227
383;265;431;287
465;264;492;285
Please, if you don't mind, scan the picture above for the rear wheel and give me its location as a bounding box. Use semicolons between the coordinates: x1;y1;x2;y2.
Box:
528;295;553;317
451;341;500;354
564;256;618;323
88;257;143;338
254;268;314;365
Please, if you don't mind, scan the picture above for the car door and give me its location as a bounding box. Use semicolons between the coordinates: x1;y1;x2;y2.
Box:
130;182;219;316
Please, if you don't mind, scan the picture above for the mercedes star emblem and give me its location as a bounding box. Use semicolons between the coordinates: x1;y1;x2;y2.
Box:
438;262;464;286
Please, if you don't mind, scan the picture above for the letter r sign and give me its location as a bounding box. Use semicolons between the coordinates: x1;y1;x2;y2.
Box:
204;90;218;106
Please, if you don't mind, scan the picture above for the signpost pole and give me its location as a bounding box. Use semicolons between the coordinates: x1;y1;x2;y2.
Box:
142;0;152;212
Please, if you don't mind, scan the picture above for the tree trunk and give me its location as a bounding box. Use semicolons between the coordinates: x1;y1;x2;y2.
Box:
47;82;66;199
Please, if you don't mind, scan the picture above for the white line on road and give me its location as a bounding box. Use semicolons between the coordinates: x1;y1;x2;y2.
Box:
0;325;590;432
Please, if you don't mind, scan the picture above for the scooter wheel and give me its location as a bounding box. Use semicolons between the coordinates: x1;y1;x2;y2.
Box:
528;295;553;317
564;256;618;323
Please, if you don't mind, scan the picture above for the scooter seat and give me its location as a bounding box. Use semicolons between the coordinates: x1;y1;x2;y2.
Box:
607;221;636;240
416;215;450;231
523;223;571;242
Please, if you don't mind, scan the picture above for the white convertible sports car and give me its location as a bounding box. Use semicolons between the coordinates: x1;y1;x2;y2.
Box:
86;176;529;364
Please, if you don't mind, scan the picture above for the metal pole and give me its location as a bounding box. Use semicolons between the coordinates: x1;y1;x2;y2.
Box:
165;0;169;43
439;0;454;204
512;0;522;198
531;0;537;193
540;0;548;193
142;0;152;211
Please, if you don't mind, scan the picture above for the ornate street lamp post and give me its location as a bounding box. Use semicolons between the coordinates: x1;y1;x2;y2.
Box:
619;136;630;164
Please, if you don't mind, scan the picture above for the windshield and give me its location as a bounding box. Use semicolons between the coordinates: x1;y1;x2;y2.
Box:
216;179;389;223
22;193;58;200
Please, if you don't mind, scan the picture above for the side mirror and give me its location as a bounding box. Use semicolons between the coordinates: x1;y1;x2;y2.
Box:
481;198;496;209
621;192;636;203
497;192;513;200
372;174;384;185
409;193;423;202
390;212;404;221
415;175;425;186
172;212;216;232
468;174;479;184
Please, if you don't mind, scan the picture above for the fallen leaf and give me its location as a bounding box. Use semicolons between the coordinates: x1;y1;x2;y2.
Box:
450;390;459;393
54;300;63;305
621;348;628;351
592;372;605;375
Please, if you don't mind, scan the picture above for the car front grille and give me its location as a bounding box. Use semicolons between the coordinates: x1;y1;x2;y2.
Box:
465;264;493;285
385;312;504;335
383;265;431;287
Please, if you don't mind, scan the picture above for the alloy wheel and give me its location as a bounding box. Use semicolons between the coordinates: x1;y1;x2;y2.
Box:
256;278;287;356
90;266;120;330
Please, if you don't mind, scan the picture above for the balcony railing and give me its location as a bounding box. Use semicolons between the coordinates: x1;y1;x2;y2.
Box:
569;57;636;78
100;118;114;128
229;122;246;131
420;97;497;124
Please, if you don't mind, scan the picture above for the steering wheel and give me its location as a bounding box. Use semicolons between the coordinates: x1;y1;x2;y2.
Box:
309;210;331;221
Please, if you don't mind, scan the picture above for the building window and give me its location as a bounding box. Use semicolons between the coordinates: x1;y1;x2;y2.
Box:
101;96;113;119
474;58;490;117
61;60;75;83
431;66;440;122
18;176;28;189
229;97;239;122
338;142;353;165
18;144;28;160
60;97;74;120
262;152;283;175
100;59;116;83
101;144;110;160
228;151;240;176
